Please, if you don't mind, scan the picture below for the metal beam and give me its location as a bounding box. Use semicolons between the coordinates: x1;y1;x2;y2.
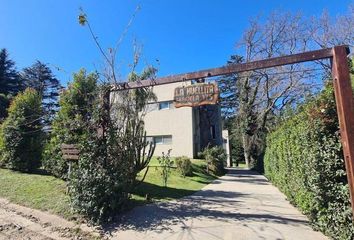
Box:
112;46;336;90
331;45;354;216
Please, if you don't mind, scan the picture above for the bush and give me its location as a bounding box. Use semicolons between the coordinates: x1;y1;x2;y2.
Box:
68;68;156;224
175;156;192;177
0;88;43;172
42;70;98;179
200;145;226;176
68;135;131;224
264;84;354;240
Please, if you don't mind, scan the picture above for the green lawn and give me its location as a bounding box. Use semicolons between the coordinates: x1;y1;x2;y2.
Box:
0;169;72;219
0;157;217;219
131;158;216;204
235;162;248;168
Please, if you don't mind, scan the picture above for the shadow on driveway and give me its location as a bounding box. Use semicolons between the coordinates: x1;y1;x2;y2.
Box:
103;169;310;237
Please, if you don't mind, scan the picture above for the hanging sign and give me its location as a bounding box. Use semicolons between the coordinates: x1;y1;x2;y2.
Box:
174;83;219;108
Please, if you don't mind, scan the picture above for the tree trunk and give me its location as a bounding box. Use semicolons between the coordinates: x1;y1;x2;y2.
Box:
242;133;252;169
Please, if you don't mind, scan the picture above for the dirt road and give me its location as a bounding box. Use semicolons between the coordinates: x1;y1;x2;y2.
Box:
0;198;98;240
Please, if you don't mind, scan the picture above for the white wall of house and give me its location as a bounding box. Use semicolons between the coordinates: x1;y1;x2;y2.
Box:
144;82;195;158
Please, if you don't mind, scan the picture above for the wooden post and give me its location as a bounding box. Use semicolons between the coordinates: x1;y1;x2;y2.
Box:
331;46;354;216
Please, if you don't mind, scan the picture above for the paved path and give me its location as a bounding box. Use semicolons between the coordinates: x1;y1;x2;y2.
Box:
107;169;327;240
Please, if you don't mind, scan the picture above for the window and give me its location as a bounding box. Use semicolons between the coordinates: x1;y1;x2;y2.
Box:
154;136;163;144
146;136;154;143
210;125;216;139
151;135;172;145
158;101;172;110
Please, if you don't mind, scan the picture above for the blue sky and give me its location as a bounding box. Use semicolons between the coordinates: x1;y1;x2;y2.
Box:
0;0;352;86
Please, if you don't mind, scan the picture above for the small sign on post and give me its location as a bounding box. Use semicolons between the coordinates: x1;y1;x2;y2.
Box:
61;144;79;161
174;83;219;108
61;144;79;179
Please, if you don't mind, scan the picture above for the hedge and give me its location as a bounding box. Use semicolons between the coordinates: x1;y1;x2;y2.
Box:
264;84;354;240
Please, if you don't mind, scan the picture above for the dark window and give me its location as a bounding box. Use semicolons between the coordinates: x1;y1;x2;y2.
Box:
210;125;216;139
158;101;171;110
149;135;173;145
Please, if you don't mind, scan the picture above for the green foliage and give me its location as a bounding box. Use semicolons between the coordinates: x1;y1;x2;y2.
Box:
42;69;98;178
21;61;61;124
0;48;21;96
0;88;43;172
157;150;173;187
264;84;354;239
0;93;9;122
68;133;132;224
175;156;192;177
199;145;226;176
68;68;156;224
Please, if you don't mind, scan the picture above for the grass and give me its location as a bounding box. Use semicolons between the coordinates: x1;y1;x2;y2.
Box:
235;162;248;168
131;158;217;204
0;168;72;219
0;157;217;218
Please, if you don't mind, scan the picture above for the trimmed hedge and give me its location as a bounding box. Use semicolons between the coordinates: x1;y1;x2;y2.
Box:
264;84;354;239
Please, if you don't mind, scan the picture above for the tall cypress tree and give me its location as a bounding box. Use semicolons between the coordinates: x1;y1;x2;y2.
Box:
21;60;61;125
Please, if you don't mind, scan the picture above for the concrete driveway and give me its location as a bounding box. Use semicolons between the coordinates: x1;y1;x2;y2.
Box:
107;169;327;240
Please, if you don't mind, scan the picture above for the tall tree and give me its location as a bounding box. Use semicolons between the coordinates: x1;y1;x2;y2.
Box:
218;6;354;169
216;55;241;117
42;69;98;178
220;13;315;168
21;61;61;124
0;49;21;95
0;49;21;121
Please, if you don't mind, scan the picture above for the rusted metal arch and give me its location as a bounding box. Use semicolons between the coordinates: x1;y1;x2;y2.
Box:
112;47;334;90
111;45;354;217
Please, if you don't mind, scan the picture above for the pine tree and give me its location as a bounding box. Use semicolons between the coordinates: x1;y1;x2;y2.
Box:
0;48;21;95
216;55;242;117
0;49;21;121
21;61;61;124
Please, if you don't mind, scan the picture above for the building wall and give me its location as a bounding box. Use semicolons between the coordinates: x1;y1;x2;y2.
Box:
112;81;223;159
197;105;223;150
144;82;195;158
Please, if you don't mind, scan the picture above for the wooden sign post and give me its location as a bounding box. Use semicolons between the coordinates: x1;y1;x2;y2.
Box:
174;83;219;108
61;144;79;177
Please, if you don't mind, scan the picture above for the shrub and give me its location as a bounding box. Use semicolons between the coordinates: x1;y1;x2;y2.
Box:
68;135;131;224
200;145;226;176
175;156;192;177
68;68;156;224
42;69;98;179
264;84;354;240
0;88;43;172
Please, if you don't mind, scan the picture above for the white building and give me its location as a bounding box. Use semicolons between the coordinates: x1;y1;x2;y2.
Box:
144;81;225;158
